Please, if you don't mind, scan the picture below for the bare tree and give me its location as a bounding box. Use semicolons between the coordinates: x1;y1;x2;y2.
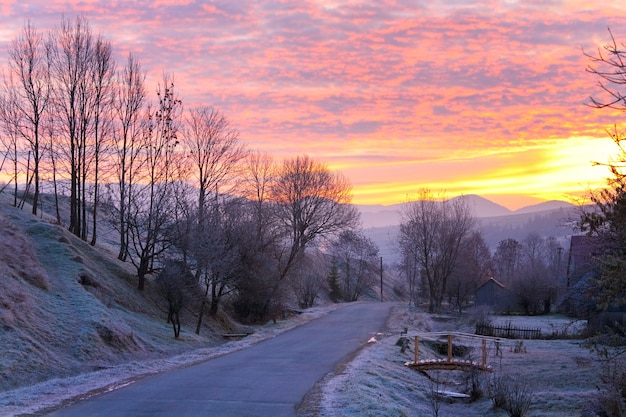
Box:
2;22;51;214
127;76;182;290
110;53;146;261
493;238;523;286
49;16;96;239
271;155;359;277
400;244;422;308
292;254;326;308
43;115;61;223
229;151;281;322
516;233;562;314
585;28;626;115
239;150;276;244
0;83;24;207
399;191;475;312
155;260;196;339
182;106;246;222
45;16;118;243
194;197;250;325
229;154;359;321
170;106;247;327
87;36;115;246
167;180;196;266
331;229;380;301
266;155;359;315
447;230;493;313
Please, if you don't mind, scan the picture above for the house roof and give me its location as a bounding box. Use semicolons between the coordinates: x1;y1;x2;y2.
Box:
477;277;506;290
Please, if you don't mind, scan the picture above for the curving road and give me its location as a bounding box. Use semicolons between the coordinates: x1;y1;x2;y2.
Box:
45;302;394;417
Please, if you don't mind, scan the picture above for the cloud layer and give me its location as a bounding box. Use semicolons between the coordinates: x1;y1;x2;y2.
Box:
1;0;625;208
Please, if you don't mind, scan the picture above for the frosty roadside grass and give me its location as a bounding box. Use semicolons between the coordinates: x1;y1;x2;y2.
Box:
316;307;601;417
0;305;340;416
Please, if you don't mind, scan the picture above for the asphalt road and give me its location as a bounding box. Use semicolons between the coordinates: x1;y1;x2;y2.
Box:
45;302;394;417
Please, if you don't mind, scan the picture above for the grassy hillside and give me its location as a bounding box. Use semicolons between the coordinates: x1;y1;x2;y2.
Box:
0;197;239;392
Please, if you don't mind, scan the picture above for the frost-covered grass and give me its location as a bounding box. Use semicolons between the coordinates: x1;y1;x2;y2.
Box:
314;306;602;417
0;304;339;417
0;195;343;416
0;198;214;392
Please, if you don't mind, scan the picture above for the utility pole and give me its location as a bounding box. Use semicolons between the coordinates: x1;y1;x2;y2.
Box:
380;256;383;302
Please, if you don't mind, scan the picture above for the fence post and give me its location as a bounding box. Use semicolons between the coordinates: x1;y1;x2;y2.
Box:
414;336;419;363
482;338;487;366
447;334;453;362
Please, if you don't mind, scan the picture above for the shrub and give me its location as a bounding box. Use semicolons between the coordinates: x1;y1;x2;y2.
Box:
465;358;485;401
488;373;510;409
588;333;626;416
488;373;533;417
505;379;533;417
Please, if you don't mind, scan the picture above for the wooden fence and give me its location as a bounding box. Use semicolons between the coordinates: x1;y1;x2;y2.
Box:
475;323;541;339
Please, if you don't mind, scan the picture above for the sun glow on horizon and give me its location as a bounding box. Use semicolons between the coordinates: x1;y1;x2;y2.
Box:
345;135;617;210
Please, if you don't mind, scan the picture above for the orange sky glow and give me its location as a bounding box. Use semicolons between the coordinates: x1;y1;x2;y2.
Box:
1;1;626;210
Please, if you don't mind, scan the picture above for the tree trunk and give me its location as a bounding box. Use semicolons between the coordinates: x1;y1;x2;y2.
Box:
195;280;210;335
171;311;181;339
69;140;78;236
117;185;128;261
210;280;220;316
137;258;148;291
51;143;61;224
90;184;98;246
32;155;39;215
90;156;99;246
12;143;17;207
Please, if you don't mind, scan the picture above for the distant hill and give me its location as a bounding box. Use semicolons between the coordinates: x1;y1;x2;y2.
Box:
359;195;582;267
356;204;404;229
512;200;575;215
451;194;512;217
478;206;578;252
357;195;574;229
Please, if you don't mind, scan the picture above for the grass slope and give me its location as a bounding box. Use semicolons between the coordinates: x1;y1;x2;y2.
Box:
0;198;230;393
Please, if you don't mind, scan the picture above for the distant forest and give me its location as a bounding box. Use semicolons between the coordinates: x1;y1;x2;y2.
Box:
479;207;578;250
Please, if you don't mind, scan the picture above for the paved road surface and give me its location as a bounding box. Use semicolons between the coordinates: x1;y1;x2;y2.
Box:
45;302;394;417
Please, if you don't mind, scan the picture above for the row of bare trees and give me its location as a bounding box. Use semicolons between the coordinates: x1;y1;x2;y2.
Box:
0;18;118;243
398;190;565;313
0;17;367;328
0;17;133;241
145;153;360;327
399;190;476;312
493;234;565;314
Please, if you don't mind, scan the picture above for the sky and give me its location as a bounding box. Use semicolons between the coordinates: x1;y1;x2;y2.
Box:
1;1;626;209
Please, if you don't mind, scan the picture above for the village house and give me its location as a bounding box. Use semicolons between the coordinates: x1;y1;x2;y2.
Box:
474;277;519;314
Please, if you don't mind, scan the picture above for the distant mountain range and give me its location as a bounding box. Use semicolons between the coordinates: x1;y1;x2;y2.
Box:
356;194;576;229
358;195;581;265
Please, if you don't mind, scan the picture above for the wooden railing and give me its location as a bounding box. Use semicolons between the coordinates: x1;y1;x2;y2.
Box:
405;332;501;372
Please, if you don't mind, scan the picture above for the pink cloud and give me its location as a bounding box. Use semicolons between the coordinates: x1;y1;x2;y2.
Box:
0;0;624;204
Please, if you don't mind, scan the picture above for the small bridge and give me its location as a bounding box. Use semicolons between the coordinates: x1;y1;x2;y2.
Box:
405;358;493;372
403;332;503;373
